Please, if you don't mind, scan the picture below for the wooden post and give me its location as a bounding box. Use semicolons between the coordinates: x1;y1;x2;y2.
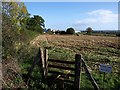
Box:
44;49;48;78
74;54;81;90
39;48;45;78
81;58;100;90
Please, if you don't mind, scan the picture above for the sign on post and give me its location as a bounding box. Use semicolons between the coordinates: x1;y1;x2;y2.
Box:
99;64;112;73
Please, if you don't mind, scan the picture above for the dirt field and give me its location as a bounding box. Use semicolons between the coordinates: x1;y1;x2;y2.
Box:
30;34;119;48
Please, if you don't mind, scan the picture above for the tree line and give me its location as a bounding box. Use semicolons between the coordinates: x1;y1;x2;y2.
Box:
46;27;75;34
46;27;94;35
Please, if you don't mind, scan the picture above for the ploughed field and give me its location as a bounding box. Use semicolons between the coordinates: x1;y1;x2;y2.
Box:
45;35;118;48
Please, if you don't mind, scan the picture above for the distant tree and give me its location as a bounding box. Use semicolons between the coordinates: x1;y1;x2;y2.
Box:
66;28;75;34
86;27;93;35
60;31;66;34
46;28;53;34
55;30;60;34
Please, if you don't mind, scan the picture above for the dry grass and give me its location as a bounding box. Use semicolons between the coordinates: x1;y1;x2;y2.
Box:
2;58;28;89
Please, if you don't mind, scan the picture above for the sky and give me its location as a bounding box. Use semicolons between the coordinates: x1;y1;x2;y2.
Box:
24;2;118;31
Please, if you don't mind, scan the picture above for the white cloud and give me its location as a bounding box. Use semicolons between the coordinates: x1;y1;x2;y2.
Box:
75;9;118;30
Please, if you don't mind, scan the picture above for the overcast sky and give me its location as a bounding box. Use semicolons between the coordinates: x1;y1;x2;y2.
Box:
24;2;118;31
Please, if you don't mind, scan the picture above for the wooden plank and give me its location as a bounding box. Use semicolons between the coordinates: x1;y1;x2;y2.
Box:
74;54;81;90
39;48;45;78
48;70;75;77
44;49;48;78
48;59;75;64
82;58;100;90
48;65;75;71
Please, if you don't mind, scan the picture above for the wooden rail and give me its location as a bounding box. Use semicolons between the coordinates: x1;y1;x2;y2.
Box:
81;58;100;90
48;64;75;71
48;70;75;77
48;59;75;64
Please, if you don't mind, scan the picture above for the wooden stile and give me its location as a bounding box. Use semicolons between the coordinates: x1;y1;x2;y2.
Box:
26;48;100;90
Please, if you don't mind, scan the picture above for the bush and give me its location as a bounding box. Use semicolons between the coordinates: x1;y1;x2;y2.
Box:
66;28;75;34
86;27;93;35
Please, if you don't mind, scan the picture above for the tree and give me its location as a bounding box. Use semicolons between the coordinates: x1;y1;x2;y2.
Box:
66;27;75;34
86;27;93;35
26;15;45;33
2;2;29;31
2;1;29;58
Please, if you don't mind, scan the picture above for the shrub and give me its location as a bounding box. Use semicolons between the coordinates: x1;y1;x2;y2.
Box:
66;28;75;34
86;27;93;35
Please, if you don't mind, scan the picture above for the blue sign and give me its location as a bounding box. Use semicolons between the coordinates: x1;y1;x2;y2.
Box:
99;64;112;73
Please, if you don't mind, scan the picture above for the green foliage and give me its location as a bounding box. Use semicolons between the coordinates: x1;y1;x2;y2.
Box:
26;15;45;33
2;2;30;58
66;28;75;34
2;2;29;31
2;2;44;59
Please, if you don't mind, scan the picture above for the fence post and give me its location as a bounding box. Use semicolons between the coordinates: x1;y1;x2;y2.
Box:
74;54;82;90
44;49;48;78
39;48;45;78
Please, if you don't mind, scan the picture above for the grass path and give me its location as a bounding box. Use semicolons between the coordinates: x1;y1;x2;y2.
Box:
30;35;49;47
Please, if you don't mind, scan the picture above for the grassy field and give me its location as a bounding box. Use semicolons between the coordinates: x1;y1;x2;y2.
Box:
21;34;120;89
